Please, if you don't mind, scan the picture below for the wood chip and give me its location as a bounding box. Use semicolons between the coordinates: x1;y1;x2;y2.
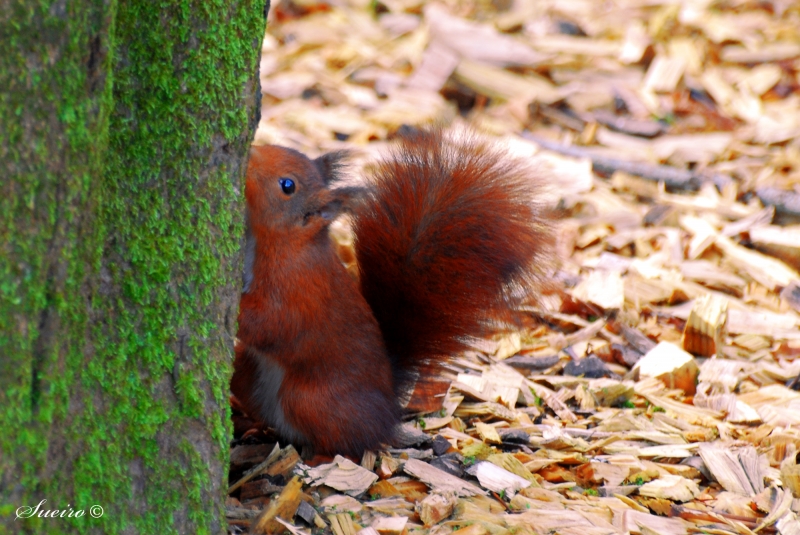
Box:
403;459;485;497
638;474;700;502
698;444;766;496
417;491;457;526
682;293;728;357
633;342;700;395
229;443;282;494
302;456;379;496
571;269;625;310
251;476;304;535
467;461;532;497
329;512;360;535
232;3;800;533
474;423;502;445
370;515;407;535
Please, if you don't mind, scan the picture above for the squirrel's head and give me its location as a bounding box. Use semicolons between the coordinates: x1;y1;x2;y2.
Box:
245;145;358;236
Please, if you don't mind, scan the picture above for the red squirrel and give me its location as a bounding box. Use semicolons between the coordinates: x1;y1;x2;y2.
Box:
231;128;552;456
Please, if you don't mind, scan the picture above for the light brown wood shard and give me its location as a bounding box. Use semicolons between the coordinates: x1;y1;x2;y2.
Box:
615;509;690;534
229;442;282;494
727;308;800;338
776;514;800;535
643;55;686;93
368;480;402;500
682;293;728;357
638;474;700;502
694;392;761;424
486;454;539;485
377;455;402;479
370;515;407;535
781;464;800;498
267;444;301;478
756;487;794;532
721;43;800;63
508;508;617;534
475;422;503;445
450;524;488;535
470;460;532;496
750;225;800;270
633;342;700;395
361;451;377;471
329;512;361;535
715;233;800;291
418;491;457;526
425;5;547;67
251;475;304;535
698;444;765;496
527;380;578;423
571;269;625;311
454;60;560;104
403;458;486;496
302;455;379;496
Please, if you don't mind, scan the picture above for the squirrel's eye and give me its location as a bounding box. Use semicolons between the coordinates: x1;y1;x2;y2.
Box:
279;178;296;195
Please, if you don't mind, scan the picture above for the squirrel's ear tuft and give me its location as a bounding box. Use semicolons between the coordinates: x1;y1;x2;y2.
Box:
315;150;350;184
319;186;366;220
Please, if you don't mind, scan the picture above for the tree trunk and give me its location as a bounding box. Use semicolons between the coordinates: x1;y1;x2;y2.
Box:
1;1;267;533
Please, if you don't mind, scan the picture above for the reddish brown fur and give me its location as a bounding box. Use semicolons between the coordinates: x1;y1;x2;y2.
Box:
352;130;553;392
234;145;396;456
233;130;552;456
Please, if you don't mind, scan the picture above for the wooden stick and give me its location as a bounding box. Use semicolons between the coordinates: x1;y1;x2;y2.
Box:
757;187;800;218
228;442;281;494
522;132;732;191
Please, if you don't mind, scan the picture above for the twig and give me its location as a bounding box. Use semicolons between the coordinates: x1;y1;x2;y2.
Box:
757;187;800;218
228;442;281;494
522;132;733;191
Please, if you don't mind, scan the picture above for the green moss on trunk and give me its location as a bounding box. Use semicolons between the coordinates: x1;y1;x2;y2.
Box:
1;1;267;533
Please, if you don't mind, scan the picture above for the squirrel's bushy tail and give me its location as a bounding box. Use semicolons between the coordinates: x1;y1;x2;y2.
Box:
352;128;554;394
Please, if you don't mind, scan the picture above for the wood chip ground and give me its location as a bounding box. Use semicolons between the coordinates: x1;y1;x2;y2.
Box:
228;1;800;534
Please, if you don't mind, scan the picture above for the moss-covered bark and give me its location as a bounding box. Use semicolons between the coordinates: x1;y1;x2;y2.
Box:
0;1;267;533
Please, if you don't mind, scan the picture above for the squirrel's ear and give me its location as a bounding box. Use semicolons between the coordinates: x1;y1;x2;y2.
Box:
315;150;350;184
319;186;366;220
